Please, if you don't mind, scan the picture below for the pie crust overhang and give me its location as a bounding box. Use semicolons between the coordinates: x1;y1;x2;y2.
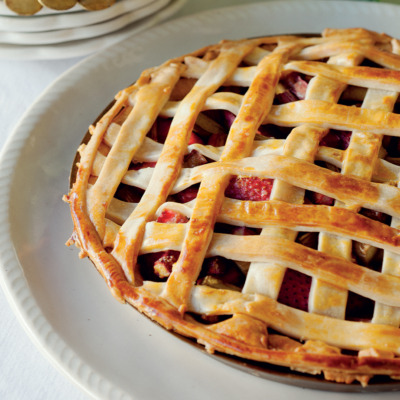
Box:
65;28;400;388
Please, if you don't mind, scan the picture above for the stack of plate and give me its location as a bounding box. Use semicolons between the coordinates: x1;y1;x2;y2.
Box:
0;0;186;60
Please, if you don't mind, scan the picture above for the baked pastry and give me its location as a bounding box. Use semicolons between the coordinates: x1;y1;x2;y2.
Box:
65;28;400;387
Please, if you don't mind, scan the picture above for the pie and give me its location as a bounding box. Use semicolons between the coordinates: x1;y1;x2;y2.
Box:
65;28;400;387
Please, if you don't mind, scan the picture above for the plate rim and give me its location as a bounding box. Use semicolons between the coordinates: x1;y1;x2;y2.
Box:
0;0;163;33
0;0;171;45
0;0;186;60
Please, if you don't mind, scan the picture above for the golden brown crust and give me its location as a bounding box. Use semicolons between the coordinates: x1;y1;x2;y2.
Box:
66;28;400;386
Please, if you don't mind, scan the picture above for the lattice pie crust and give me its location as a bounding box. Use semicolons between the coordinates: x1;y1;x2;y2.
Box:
65;28;400;386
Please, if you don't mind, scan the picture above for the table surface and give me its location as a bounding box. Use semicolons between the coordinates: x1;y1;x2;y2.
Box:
0;2;265;399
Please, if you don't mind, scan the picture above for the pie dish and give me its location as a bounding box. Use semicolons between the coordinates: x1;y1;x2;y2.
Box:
65;27;400;387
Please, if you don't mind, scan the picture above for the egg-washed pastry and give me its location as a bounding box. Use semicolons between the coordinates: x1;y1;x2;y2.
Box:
65;28;400;387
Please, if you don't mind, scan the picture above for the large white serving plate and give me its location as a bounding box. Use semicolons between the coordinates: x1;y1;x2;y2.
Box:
0;0;167;34
0;0;186;60
1;1;400;399
0;0;172;44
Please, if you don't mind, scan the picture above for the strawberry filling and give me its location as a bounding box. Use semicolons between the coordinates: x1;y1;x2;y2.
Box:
275;90;298;104
278;268;312;312
197;256;245;288
276;72;309;104
156;209;188;224
115;184;144;203
152;117;171;143
225;176;273;201
173;185;199;203
305;191;335;206
139;209;188;280
222;109;291;139
320;130;352;150
188;132;204;145
386;137;400;157
207;132;227;146
129;161;157;170
150;116;205;145
183;150;208;168
222;110;236;128
229;226;258;236
360;208;390;224
214;222;259;236
345;292;374;322
283;72;309;100
139;250;180;281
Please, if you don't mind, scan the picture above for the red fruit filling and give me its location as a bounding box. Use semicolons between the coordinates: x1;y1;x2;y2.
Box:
222;110;236;128
197;256;245;288
320;130;352;150
284;72;309;100
276;72;309;104
138;208;189;280
258;124;292;139
214;223;259;236
173;185;199;203
277;268;312;312
275;90;298;104
138;250;180;281
296;232;319;250
386;137;400;157
188;132;204;145
183;150;208;168
156;209;188;224
154;117;171;143
345;292;374;322
225;176;273;201
229;226;258;236
207;132;227;146
150;117;206;145
219;85;248;96
305;191;335;206
139;210;189;280
129;161;157;170
360;208;391;225
115;184;144;203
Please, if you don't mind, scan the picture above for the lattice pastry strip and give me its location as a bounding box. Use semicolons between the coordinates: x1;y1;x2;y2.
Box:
312;88;398;318
372;42;400;327
309;48;391;318
65;29;400;386
163;41;300;310
372;184;400;327
311;39;399;319
243;49;362;303
112;40;259;284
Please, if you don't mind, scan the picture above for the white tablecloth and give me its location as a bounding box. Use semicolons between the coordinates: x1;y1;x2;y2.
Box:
0;1;257;398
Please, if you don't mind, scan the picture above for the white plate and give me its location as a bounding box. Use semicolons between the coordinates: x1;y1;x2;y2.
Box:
1;1;400;399
0;0;171;45
0;0;185;60
0;0;161;33
0;0;82;15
